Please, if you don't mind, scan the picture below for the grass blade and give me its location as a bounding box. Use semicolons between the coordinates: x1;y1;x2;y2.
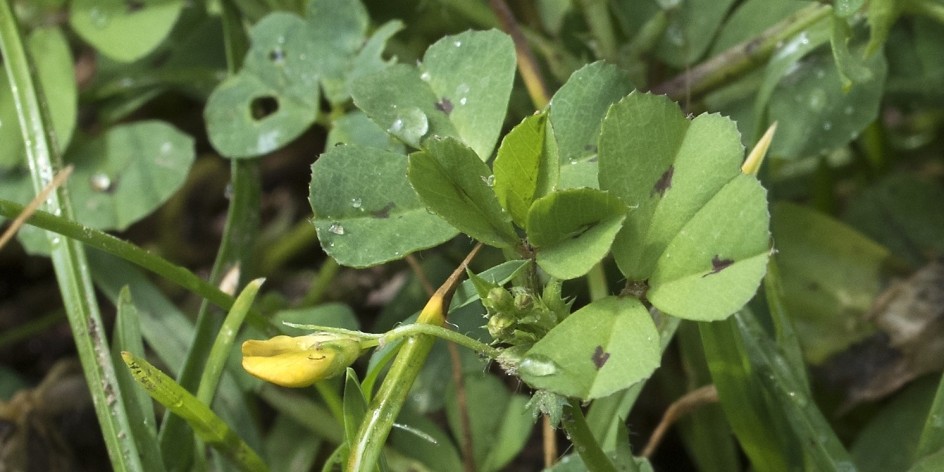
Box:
121;351;269;472
0;1;144;469
113;288;167;471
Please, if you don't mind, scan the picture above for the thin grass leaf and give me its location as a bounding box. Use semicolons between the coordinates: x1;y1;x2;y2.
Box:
0;1;144;469
121;351;269;472
197;278;266;405
734;312;856;470
113;287;167;472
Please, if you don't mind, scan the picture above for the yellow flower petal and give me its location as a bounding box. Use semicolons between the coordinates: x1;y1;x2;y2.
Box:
241;334;361;388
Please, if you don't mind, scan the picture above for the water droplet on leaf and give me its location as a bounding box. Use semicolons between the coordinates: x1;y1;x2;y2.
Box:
387;107;428;147
519;355;559;377
351;197;363;209
89;172;113;193
807;89;827;112
482;175;495;187
328;223;345;235
89;7;109;28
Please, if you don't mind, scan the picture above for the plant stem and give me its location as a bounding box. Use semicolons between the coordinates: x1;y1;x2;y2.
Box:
576;0;618;60
563;399;618;472
301;257;340;306
346;245;482;471
379;324;502;359
587;262;608;301
489;0;550;108
0;2;144;469
651;3;832;100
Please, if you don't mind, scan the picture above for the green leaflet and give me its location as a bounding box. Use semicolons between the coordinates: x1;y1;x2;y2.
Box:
205;0;400;158
408;137;518;249
599;92;770;321
310;144;457;267
352;29;516;160
518;296;660;400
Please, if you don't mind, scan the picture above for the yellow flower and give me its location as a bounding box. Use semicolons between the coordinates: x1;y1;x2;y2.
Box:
241;333;361;388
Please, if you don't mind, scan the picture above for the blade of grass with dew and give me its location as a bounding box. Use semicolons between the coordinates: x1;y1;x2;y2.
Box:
700;313;800;472
113;287;167;472
121;351;269;472
734;312;856;470
0;2;144;469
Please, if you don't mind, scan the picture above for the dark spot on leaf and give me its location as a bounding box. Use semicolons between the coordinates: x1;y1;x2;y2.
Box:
435;98;453;114
269;48;286;63
703;255;735;277
592;346;610;369
652;165;674;197
126;0;144;12
251;96;279;120
370;202;396;219
584;144;598;153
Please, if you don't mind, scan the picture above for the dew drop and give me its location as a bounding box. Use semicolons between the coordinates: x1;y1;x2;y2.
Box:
459;97;468;106
351;197;363;209
89;7;109;28
328;223;345;235
519;355;559;377
822;121;832;131
419;71;431;82
387;107;429;147
481;174;495;187
807;88;827;112
453;40;462;47
666;24;685;46
89;172;113;193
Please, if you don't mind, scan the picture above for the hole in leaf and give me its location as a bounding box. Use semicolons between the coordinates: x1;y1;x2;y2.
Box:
592;346;610;369
250;96;279;120
268;48;286;63
652;165;674;197
435;98;453;114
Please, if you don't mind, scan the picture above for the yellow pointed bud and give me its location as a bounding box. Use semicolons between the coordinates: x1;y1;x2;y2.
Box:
742;122;777;176
241;333;361;388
